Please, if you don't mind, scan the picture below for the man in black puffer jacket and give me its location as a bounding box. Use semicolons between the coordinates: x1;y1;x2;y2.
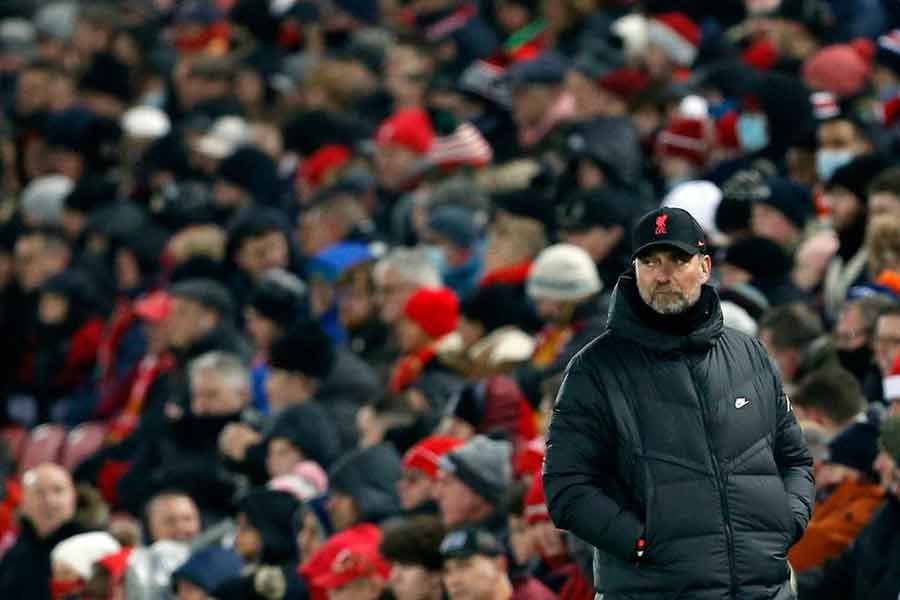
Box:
544;208;814;600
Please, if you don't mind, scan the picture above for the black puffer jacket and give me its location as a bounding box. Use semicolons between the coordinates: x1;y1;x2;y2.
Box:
543;274;814;599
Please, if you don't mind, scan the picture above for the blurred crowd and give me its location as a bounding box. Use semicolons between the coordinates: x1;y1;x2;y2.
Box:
0;0;900;598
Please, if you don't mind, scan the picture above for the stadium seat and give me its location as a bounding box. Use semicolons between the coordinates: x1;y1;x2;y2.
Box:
0;425;27;467
62;422;107;471
18;424;66;476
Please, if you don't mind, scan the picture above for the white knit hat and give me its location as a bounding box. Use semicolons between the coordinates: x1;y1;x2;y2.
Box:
51;532;121;580
527;243;602;301
21;174;74;225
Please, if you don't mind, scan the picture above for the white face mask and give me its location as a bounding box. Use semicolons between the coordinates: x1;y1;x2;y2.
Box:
816;149;855;182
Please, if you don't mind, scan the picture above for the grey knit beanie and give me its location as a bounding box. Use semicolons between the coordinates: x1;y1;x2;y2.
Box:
439;435;512;505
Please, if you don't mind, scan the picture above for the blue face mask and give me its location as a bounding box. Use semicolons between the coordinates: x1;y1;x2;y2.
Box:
736;113;769;153
816;149;855;181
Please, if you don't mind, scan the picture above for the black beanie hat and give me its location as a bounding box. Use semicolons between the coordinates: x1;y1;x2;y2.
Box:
216;147;280;206
268;403;342;469
328;443;403;524
238;489;301;564
826;155;886;203
247;271;307;325
459;284;528;333
723;236;792;281
827;419;880;476
268;320;335;379
757;177;814;230
79;52;133;104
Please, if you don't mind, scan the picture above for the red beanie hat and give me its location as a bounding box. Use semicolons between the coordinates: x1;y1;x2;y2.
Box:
403;287;459;339
402;436;465;479
376;108;435;155
298;145;351;187
597;67;650;100
802;39;874;98
657;116;710;166
647;12;701;66
523;473;550;525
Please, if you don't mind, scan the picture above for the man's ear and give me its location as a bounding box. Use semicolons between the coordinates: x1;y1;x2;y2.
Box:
700;254;712;282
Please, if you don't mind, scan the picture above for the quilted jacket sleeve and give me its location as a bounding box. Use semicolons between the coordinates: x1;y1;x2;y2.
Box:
543;358;643;562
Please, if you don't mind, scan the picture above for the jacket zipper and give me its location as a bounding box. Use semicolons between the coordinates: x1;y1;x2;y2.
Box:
690;364;738;598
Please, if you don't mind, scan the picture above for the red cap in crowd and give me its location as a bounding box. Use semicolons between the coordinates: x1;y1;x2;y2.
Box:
376;109;435;155
298;144;351;187
402;436;465;479
133;290;174;322
312;545;390;591
403;287;459;339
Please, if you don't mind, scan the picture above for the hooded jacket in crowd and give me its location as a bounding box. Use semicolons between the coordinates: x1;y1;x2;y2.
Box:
544;272;814;599
328;443;403;527
0;517;83;600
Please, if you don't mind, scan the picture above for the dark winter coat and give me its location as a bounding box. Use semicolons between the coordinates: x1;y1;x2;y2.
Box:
543;274;814;599
798;497;900;600
328;443;403;526
0;518;83;600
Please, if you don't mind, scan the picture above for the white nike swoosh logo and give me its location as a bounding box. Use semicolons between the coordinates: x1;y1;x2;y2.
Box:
735;398;750;409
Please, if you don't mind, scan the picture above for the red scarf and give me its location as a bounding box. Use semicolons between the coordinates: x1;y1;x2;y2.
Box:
478;261;532;287
389;344;438;394
106;353;175;443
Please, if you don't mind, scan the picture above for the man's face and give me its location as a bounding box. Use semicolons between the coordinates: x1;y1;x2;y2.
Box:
167;297;216;349
817;119;868;154
718;263;752;289
634;248;710;315
338;274;375;330
397;468;433;510
374;142;419;192
834;304;868;351
825;188;863;232
21;465;76;537
443;555;504;600
511;84;557;129
235;232;289;281
148;495;201;543
234;513;263;562
267;437;303;479
395;318;429;354
329;578;384;600
245;307;279;352
389;563;440;600
751;204;799;249
15;67;51;116
265;369;314;412
435;473;490;527
327;491;360;531
15;235;69;292
190;371;247;416
874;315;900;375
534;298;574;326
759;327;798;383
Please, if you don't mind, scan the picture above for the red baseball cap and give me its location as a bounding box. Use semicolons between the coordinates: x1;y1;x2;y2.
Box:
312;545;390;591
402;436;465;480
133;290;174;322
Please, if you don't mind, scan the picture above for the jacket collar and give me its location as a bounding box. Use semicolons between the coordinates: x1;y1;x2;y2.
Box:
607;272;723;352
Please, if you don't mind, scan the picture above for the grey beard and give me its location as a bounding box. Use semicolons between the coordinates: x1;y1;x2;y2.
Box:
641;287;701;315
